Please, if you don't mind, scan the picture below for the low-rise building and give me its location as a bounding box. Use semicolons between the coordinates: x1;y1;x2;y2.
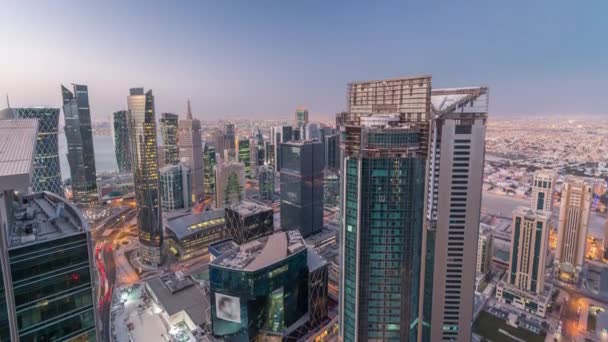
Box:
165;210;226;260
495;277;553;318
224;201;273;244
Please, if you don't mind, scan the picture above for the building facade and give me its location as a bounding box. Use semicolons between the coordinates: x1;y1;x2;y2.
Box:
160;112;180;166
555;178;592;282
178;101;205;202
237;138;252;179
295;106;309;127
0;107;64;196
280;140;324;237
62;84;98;205
324;134;339;171
270;125;293;172
418;87;488;341
159;163;191;211
224;201;274;244
127;88;163;266
113;110;133;173
531;171;555;212
257;164;275;200
215;161;245;208
477;230;494;275
165;210;226;260
203;143;217;197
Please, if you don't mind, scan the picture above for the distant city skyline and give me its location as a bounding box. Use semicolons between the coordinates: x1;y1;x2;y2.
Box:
1;1;607;120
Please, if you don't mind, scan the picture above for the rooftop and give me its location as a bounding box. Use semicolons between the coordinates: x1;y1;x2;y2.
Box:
212;230;306;271
431;87;488;114
0;119;37;182
227;200;272;217
146;273;208;326
165;209;225;240
7;191;89;248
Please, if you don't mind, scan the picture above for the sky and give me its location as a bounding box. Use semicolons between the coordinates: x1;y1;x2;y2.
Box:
1;0;607;121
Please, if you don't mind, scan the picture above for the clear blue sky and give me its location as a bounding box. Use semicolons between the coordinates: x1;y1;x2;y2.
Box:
1;0;606;121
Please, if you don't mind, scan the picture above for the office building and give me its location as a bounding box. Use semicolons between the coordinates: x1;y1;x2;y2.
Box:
257;164;275;200
224;122;236;160
496;207;552;317
324;134;339;171
270;125;293;172
323;170;340;208
61;84;98;205
280;140;324;237
165;210;226;260
160;112;180;166
264;141;275;166
127;88;163;266
215;161;245;208
295;105;309;127
159;163;191;211
210;231;328;340
340;75;431;342
225;201;273;244
236;138;252;179
113;110;133;173
0;119;98;341
303;123;321;141
203;143;217;197
0;107;63;196
531;170;556;212
477;229;493;275
178;101;205;202
418;87;488;341
555;178;592;282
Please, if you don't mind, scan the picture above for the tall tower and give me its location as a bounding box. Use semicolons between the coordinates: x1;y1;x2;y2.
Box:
237;138;252;178
1;107;64;196
178;100;205;202
418;87;488;341
160;112;179;166
127;88;163;266
340;75;431;342
555;178;592;282
62;84;98;205
113;110;132;173
295;106;309;127
215;161;245;208
531;170;555;212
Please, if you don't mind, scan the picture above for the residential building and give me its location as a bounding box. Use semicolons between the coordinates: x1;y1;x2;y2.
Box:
159;163;191;211
0;107;63;196
215;161;245;208
340;75;432;342
280;140;324;237
555;178;592;282
165;210;226;260
160;112;179;166
257;164;275;200
178;101;205;202
127;88;163;266
62;84;98;205
418;87;488;341
224;201;273;244
113;110;132;173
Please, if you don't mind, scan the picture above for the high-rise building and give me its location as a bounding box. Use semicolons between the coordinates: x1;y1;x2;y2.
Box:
555;178;592;282
258;164;275;200
303;122;321;140
496;207;552;317
280;140;324;237
113;110;133;173
127;88;163;266
160;163;191;211
215;161;245;208
323;170;339;209
323;134;339;171
203;143;217;197
237;138;252;179
0;107;63;196
209;231;328;341
418;87;488;341
270;125;293;172
224;122;236;160
531;170;556;212
295;105;309;127
340;75;432;342
477;230;494;275
178;101;205;202
62;84;98;205
160;112;180;166
0;119;98;341
224;201;274;244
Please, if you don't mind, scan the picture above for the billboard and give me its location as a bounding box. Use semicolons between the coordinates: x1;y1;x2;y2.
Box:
215;293;241;323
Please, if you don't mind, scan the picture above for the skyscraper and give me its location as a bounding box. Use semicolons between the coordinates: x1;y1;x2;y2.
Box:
178;101;205;202
160;162;191;211
555;178;592;282
215;161;245;208
295;105;309;127
418;87;488;341
160;112;179;166
531;170;555;212
62;84;98;205
340;75;431;342
203;143;217;196
0;107;63;196
113;110;133;173
323;134;339;171
237;138;252;179
280;140;324;237
477;230;494;275
257;164;275;200
270;125;293;172
127;88;163;266
224;122;236;160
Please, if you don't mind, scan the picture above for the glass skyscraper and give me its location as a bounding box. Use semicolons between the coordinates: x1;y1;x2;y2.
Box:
178;101;205;202
62;84;98;205
339;76;431;341
1;107;63;196
203;143;217;196
280;140;324;237
113;110;132;173
127;88;163;266
160;112;179;166
237;138;251;179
